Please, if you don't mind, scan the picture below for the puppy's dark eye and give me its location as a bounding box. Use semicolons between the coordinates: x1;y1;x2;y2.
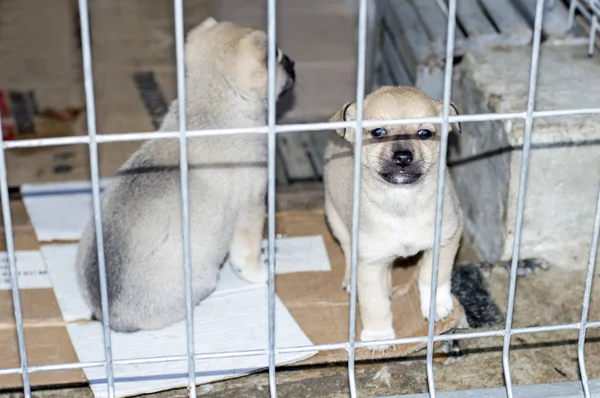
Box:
418;129;433;140
370;128;386;138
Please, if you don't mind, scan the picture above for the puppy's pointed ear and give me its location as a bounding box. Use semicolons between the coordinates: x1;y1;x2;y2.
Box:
330;102;357;142
436;101;461;134
242;30;267;47
200;17;218;29
186;17;219;48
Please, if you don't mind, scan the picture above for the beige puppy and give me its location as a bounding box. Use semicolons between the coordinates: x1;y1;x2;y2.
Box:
323;86;463;350
76;18;295;332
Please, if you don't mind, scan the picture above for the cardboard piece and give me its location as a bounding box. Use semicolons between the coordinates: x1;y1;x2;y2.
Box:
0;199;86;388
0;0;217;187
2;183;463;393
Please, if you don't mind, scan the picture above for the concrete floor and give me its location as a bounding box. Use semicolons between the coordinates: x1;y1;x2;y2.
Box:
4;184;600;397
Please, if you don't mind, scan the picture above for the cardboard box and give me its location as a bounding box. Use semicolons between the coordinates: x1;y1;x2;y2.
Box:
0;0;217;187
0;199;86;388
1;192;464;392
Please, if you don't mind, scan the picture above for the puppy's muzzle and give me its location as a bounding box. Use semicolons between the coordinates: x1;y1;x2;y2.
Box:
281;54;296;93
380;149;422;185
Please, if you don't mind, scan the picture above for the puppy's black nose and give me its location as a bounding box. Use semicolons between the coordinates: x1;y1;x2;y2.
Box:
393;150;413;167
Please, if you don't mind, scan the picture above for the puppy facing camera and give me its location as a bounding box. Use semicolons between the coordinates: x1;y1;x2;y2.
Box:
75;18;296;333
323;86;463;351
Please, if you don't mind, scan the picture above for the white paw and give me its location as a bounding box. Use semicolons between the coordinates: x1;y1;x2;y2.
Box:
360;326;396;352
230;261;268;284
418;280;454;321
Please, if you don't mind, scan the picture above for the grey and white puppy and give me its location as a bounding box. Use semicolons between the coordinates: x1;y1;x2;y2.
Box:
323;86;463;351
76;18;296;332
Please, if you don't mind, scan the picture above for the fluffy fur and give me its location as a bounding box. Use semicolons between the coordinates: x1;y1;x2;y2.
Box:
76;18;296;332
323;86;463;351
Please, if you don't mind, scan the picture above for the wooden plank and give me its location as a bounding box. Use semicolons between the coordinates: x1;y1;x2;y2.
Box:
381;0;418;78
455;0;498;38
512;0;570;37
277;132;319;181
479;0;532;45
378;52;396;87
409;0;465;56
387;0;433;66
381;29;414;86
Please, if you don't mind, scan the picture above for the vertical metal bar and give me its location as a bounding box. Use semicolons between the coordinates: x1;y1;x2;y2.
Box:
425;1;457;397
568;0;578;29
501;1;545;397
348;0;368;396
577;186;600;398
267;0;278;396
0;114;31;397
173;1;197;397
77;0;115;396
588;12;598;57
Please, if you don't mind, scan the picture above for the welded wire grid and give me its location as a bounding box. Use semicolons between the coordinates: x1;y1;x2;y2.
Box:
569;0;600;56
1;0;600;397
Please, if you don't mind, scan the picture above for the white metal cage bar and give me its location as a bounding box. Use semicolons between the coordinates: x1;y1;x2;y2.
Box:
425;0;458;396
4;107;600;150
577;186;600;397
502;1;546;397
347;0;369;396
0;114;31;397
78;0;116;397
568;0;600;56
0;0;600;397
267;0;278;395
1;320;600;377
173;0;198;396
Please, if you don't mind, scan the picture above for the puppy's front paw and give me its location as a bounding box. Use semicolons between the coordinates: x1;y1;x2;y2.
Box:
231;261;268;284
360;327;396;352
418;280;454;321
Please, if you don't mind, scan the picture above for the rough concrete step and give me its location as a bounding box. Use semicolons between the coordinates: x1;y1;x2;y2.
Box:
449;43;600;270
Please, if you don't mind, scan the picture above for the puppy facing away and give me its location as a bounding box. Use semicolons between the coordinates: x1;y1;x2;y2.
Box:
323;86;463;350
76;18;296;332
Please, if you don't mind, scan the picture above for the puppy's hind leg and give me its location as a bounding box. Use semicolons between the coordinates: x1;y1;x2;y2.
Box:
229;203;267;284
418;231;461;321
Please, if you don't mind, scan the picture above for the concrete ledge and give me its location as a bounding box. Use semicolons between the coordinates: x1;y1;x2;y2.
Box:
383;378;600;398
450;43;600;269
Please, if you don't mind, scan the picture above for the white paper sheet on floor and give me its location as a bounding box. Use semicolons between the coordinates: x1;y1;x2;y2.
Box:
41;241;326;398
21;179;115;242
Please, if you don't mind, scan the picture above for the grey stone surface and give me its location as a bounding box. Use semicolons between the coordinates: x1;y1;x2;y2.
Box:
450;43;600;269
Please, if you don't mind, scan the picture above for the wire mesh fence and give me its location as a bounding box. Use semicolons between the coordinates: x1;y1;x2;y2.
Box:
0;0;600;397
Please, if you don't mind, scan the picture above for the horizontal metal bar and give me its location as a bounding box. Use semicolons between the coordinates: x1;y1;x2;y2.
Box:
382;378;600;398
1;321;598;376
3;108;600;150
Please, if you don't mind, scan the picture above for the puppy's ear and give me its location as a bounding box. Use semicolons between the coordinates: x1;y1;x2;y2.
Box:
330;102;357;141
200;17;218;29
186;17;219;47
436;101;461;134
242;30;268;48
449;103;461;134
